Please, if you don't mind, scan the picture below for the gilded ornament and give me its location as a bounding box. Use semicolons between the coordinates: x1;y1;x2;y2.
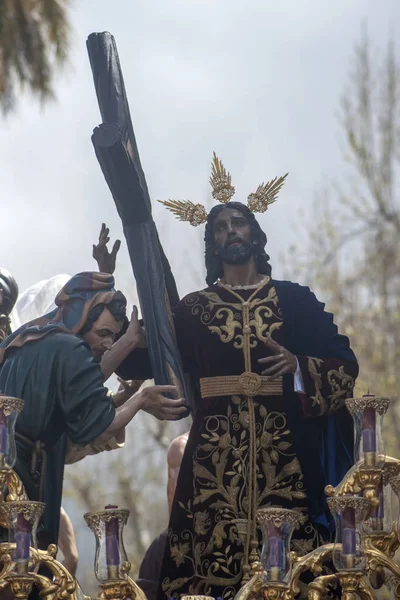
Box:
156;199;207;227
0;542;81;599
97;578;147;600
324;462;362;497
159;153;287;225
345;396;390;416
238;372;262;397
307;574;337;600
356;467;382;510
0;395;24;417
337;571;375;600
7;574;36;599
84;508;129;538
327;495;371;516
0;469;28;502
261;583;291;600
209;152;235;203
247;175;288;214
256;507;305;529
366;530;400;558
0;500;45;524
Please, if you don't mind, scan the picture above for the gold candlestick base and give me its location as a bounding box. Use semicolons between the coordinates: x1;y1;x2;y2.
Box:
1;572;59;600
0;542;80;599
337;571;375;600
96;577;147;600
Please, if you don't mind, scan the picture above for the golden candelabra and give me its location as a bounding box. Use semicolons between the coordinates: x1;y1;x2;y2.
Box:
0;490;146;600
1;393;400;599
235;394;400;600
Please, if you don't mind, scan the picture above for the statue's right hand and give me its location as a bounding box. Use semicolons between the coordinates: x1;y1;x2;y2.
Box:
138;385;186;421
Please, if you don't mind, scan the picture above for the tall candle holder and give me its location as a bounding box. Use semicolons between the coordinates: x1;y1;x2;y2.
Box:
257;508;304;584
0;395;24;471
327;496;371;572
345;394;390;468
84;505;146;600
0;500;45;574
84;505;129;582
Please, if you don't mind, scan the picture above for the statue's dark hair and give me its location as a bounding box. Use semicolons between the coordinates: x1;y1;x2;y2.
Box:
79;295;127;335
204;202;272;286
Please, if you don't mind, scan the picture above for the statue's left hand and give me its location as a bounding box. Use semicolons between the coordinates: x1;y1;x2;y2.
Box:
92;223;121;274
258;338;297;379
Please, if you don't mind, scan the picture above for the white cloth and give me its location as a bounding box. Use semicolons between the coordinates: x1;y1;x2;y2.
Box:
12;274;71;328
294;357;305;393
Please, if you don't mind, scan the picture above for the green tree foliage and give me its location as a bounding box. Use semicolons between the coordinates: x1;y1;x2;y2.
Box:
0;0;71;114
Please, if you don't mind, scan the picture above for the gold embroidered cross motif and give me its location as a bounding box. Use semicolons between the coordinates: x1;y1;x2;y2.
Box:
190;286;283;349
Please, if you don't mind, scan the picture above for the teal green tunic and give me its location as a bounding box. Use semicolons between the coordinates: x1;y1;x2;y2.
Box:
0;332;115;545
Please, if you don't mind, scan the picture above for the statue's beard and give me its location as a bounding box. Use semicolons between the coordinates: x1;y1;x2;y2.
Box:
217;241;255;265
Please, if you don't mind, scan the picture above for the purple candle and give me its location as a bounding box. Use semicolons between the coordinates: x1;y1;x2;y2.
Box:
266;521;283;580
342;507;356;568
105;505;120;576
15;513;31;573
362;406;376;453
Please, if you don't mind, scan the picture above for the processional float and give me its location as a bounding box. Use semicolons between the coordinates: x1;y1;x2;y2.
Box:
0;31;399;600
0;391;400;599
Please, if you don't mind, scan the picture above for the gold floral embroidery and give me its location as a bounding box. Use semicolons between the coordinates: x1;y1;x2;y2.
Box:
193;510;211;535
307;357;326;413
306;360;355;416
208;308;243;346
250;305;283;344
171;542;191;567
184;287;283;349
164;400;308;597
327;366;355;413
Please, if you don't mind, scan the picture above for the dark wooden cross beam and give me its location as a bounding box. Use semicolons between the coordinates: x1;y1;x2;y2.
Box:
87;32;190;408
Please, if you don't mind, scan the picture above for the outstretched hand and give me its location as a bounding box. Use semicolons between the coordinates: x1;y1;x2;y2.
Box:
258;337;297;380
138;385;187;421
92;223;121;274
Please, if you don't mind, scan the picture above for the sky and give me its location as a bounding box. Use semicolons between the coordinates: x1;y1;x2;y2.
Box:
1;0;399;304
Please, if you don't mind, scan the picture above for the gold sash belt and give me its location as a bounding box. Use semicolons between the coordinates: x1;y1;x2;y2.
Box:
200;372;283;399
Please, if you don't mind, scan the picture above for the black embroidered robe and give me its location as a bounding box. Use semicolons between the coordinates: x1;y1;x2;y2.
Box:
118;278;358;599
